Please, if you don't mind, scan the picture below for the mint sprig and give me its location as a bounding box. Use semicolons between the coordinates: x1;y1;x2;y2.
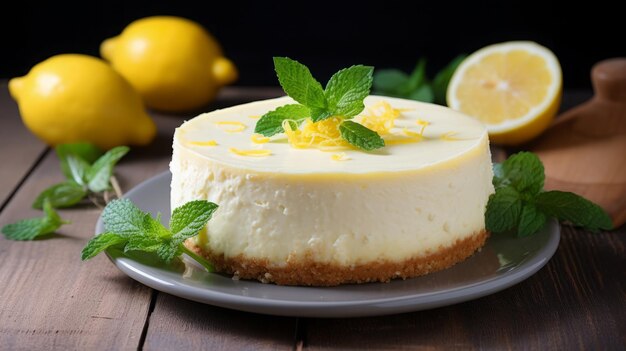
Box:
33;144;129;209
373;55;466;105
2;199;70;240
255;57;384;151
486;152;613;236
81;199;218;272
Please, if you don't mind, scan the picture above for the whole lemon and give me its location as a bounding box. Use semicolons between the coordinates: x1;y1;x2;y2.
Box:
101;16;238;112
9;54;156;149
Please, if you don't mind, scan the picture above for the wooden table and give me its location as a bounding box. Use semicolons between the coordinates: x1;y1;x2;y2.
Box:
0;83;624;350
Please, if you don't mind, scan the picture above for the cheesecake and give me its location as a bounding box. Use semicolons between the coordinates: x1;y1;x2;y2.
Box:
170;95;494;286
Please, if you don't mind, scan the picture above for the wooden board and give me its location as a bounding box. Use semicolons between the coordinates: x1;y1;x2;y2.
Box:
530;59;626;227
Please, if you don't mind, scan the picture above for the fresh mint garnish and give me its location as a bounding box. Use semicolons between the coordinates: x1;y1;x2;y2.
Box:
486;152;612;236
2;199;70;240
81;199;218;272
256;57;383;151
373;55;466;105
254;104;310;137
339;121;385;151
32;145;129;209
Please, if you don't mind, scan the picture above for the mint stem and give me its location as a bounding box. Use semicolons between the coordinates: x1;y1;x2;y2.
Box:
180;244;215;272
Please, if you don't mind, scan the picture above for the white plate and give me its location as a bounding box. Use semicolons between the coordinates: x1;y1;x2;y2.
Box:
98;171;560;318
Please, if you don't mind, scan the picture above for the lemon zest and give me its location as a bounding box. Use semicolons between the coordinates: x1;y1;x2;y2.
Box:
189;140;218;146
228;147;271;157
331;152;350;161
251;134;270;144
358;100;403;135
283;118;351;151
441;132;461;141
215;121;247;133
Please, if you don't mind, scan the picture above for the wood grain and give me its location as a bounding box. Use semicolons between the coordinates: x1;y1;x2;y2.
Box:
303;226;625;350
143;294;296;350
1;86;624;350
530;59;626;226
0;82;47;208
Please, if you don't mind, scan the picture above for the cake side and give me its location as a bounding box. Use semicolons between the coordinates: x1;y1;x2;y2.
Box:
185;230;488;286
170;96;494;285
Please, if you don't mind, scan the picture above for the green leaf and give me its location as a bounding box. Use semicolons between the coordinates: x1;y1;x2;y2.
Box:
65;155;91;186
273;57;326;110
156;241;180;263
324;65;374;119
81;232;126;260
433;54;466;105
254;104;310;137
2;218;49;241
101;199;149;237
409;84;434;103
86;146;129;192
32;181;87;209
535;191;613;231
339;121;385;151
372;69;409;95
56;143;103;179
404;58;427;93
517;203;547;237
169;200;218;246
496;152;545;195
124;234;163;253
485;186;522;233
2;199;67;240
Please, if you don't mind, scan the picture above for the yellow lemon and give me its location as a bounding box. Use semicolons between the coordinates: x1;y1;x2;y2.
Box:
9;54;156;150
447;41;562;145
101;16;238;112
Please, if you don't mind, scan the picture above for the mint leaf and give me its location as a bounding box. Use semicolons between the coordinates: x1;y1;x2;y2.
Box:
56;143;103;179
255;104;310;137
156;241;179;263
495;152;544;195
324;65;374;120
273;57;326;110
339;121;385;151
32;181;87;209
2;199;68;240
373;69;409;95
485;186;522;233
81;232;126;260
86;146;129;192
409;84;434;103
405;58;427;94
83;199;218;271
2;218;49;240
102;199;148;237
433;54;466;105
66;155;91;186
518;203;547;237
169;200;218;246
535;191;613;231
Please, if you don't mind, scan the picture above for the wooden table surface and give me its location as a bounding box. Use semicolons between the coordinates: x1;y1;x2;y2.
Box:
0;83;624;350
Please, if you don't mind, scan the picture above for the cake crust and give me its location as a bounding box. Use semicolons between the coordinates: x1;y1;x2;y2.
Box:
186;230;489;286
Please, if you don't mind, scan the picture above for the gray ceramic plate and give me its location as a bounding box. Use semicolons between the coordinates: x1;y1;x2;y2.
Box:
97;171;560;318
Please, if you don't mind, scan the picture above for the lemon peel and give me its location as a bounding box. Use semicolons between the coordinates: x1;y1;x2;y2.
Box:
215;121;247;133
228;148;271;157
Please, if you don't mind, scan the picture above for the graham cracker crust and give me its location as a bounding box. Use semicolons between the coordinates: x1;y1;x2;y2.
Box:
186;230;489;286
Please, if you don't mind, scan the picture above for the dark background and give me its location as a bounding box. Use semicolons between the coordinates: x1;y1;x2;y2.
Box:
2;1;623;90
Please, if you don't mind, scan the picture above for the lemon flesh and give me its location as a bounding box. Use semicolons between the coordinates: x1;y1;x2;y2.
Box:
447;41;562;145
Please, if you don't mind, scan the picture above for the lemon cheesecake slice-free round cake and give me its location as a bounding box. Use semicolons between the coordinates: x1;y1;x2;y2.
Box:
171;95;494;286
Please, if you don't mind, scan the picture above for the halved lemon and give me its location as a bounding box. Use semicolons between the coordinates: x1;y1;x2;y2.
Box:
447;41;562;145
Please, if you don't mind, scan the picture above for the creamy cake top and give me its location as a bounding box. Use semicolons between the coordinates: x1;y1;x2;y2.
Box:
174;95;488;174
